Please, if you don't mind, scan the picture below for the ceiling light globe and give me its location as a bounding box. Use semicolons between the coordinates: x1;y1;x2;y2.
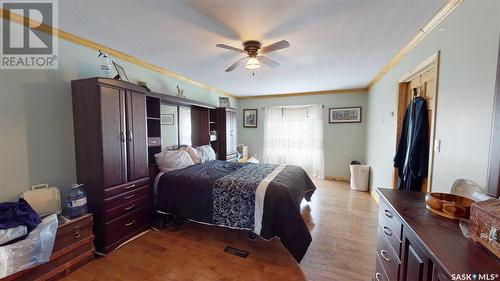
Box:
245;57;260;70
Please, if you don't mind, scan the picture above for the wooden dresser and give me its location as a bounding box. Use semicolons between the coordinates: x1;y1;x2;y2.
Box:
375;188;499;281
2;214;94;281
72;78;150;253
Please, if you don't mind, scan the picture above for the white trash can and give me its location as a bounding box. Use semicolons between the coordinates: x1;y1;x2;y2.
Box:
349;164;370;191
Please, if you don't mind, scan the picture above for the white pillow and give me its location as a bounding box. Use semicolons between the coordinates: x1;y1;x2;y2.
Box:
181;146;201;164
155;150;194;172
195;145;216;163
205;145;216;161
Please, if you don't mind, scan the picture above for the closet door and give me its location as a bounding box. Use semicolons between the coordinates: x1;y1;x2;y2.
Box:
125;91;148;181
100;86;127;188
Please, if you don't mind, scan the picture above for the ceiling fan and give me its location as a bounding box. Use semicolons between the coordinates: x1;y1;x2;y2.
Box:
216;40;290;72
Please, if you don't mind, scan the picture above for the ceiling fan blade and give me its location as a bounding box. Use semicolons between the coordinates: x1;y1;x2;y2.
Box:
258;56;280;68
260;40;290;53
216;44;246;53
225;57;248;72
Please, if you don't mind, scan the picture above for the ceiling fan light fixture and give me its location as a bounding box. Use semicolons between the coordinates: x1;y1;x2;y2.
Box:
245;57;260;70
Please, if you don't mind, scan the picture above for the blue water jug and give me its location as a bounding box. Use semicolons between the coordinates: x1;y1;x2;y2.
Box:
66;184;88;219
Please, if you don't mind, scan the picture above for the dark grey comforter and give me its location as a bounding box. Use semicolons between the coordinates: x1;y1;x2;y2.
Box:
154;160;316;262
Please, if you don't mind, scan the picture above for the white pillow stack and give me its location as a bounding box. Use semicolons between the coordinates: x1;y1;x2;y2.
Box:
155;150;194;172
155;145;217;171
195;145;216;163
181;146;201;164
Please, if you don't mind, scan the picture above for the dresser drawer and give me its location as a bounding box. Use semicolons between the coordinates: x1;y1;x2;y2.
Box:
376;226;400;281
103;206;150;246
374;255;389;281
378;201;403;257
378;209;402;257
103;185;149;210
103;177;149;198
53;215;93;253
103;195;150;222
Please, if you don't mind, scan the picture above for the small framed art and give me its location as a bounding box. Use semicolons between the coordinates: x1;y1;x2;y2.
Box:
161;114;175;125
219;97;230;108
329;107;362;123
243;109;258;128
112;61;129;82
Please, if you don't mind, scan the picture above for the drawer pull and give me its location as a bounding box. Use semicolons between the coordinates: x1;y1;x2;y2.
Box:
74;232;81;239
383;226;392;236
124;204;136;211
384;210;393;218
375;273;382;281
380;250;391;262
125;220;136;227
124;194;136;200
124;184;136;190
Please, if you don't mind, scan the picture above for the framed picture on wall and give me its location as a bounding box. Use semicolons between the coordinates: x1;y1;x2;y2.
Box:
329;107;362;123
161;114;175;125
243;109;258;128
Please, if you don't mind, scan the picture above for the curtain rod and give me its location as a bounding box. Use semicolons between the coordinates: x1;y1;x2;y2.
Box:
261;104;324;110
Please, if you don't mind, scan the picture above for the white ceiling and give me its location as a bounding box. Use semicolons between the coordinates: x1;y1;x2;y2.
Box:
59;0;445;96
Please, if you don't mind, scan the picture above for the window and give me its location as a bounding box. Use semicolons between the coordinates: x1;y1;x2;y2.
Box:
263;105;325;179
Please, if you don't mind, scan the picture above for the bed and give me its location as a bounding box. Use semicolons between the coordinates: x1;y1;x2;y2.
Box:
153;160;316;262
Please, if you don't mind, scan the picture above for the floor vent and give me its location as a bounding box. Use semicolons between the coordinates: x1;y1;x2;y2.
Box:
224;246;249;258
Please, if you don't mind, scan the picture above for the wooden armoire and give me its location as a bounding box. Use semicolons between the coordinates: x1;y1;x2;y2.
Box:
72;78;150;253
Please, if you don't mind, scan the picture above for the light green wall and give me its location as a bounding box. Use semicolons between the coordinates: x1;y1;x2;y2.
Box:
0;28;236;202
238;92;368;178
366;1;500;192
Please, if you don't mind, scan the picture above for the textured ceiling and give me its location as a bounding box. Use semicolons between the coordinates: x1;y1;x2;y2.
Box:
58;0;445;96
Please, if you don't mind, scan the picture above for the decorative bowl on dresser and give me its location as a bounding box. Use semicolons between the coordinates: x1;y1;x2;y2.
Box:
424;192;474;220
1;214;94;281
375;188;499;281
72;78;151;253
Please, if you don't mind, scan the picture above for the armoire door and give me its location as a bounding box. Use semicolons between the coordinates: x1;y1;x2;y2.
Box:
125;91;148;181
100;86;127;188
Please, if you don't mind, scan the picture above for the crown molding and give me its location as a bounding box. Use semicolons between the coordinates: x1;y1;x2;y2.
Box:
238;88;368;100
0;8;237;99
367;0;462;89
1;0;463;99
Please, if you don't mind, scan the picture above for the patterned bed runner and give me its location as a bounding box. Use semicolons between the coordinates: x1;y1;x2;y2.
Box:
212;163;279;231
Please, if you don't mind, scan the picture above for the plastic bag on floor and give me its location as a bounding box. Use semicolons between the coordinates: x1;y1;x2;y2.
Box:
0;214;58;278
0;225;28;245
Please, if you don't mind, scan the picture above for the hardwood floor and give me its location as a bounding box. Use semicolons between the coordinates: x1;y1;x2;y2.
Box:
62;180;379;281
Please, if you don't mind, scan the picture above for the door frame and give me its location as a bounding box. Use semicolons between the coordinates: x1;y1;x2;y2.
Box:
392;51;440;192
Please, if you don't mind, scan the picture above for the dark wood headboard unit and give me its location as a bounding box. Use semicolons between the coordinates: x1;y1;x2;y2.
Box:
145;92;217;165
146;91;216;109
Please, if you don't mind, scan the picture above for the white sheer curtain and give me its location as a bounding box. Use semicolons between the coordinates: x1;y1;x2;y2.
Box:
263;104;325;179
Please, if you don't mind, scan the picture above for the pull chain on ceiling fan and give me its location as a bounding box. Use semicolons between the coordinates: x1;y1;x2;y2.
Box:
216;40;290;72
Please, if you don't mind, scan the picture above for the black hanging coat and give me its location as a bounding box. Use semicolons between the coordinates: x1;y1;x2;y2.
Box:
393;96;429;191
